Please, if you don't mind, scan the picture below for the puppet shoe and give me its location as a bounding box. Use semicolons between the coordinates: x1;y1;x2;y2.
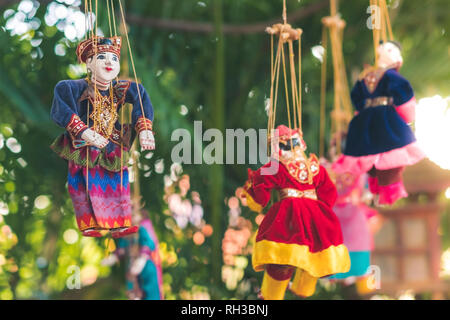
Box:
260;272;290;300
111;225;139;238
290;269;318;298
378;181;408;205
82;229;103;238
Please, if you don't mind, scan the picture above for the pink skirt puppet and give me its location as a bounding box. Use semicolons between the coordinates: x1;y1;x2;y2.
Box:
327;171;379;293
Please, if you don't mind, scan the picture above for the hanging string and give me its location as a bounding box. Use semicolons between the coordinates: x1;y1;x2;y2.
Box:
288;41;298;131
117;0;149;133
270;38;282;151
106;0;113;36
380;0;394;40
266;2;303;157
267;34;273;147
319;25;328;158
370;0;380;67
111;0;118;37
297;33;302;130
280;43;292;133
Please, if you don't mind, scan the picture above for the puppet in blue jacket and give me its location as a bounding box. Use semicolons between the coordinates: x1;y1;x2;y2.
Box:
333;41;425;205
50;36;155;238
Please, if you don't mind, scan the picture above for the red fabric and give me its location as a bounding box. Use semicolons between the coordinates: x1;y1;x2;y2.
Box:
244;160;343;253
266;264;295;281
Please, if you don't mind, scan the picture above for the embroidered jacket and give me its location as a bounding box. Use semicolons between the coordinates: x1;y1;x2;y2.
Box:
50;79;154;171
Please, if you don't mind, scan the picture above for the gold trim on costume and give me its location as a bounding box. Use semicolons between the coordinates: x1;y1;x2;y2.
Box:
252;240;350;278
242;189;263;213
278;188;317;200
364;96;394;108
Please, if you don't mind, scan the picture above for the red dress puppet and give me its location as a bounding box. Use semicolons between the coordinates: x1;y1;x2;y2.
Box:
243;125;350;299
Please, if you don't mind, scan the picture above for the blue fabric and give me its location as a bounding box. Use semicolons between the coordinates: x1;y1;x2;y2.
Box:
115;224;162;300
344;68;416;156
138;225;161;300
328;251;370;279
139;224;156;251
68;166;128;192
50;79;154;140
138;260;161;300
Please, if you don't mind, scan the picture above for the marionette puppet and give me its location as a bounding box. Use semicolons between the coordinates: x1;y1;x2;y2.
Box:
332;40;425;205
102;210;163;300
243;125;350;300
326;168;380;294
50;36;155;238
320;133;382;295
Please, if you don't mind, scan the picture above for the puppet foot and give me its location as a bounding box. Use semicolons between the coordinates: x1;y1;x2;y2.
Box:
289;269;318;298
82;228;103;237
378;181;408;205
111;226;139;238
260;271;290;300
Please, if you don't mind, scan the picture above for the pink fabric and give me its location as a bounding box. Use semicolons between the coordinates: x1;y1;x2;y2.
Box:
334;203;373;251
396;97;416;124
364;207;378;220
332;141;426;175
378;181;408;205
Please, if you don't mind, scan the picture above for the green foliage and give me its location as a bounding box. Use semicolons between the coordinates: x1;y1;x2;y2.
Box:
0;0;448;300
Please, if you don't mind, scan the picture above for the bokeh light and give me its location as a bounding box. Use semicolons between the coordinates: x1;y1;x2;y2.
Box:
63;229;79;244
34;195;51;210
415;95;450;169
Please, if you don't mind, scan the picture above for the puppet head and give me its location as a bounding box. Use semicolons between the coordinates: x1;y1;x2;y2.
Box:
77;36;122;85
376;40;403;69
271;125;307;160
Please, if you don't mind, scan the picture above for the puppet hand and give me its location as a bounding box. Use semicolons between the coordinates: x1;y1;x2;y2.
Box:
139;130;155;151
81;128;109;149
130;256;147;275
101;254;119;266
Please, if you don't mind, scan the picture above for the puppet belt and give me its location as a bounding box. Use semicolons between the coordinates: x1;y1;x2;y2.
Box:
279;188;317;200
364;96;394;108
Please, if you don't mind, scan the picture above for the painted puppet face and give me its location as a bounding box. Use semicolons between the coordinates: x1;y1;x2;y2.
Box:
86;51;120;84
279;132;307;159
377;42;403;68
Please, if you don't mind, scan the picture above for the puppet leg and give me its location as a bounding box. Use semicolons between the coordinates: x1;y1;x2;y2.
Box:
68;162;101;232
376;167;407;205
290;268;318;298
260;264;294;300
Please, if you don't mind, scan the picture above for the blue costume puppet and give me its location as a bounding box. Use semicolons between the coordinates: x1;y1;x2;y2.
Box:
103;215;164;300
50;36;155;238
333;41;425;205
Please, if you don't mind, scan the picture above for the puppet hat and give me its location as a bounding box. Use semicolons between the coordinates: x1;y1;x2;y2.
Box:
76;36;122;63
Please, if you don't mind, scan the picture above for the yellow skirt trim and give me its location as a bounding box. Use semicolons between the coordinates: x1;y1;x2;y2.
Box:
242;189;263;213
252;240;350;278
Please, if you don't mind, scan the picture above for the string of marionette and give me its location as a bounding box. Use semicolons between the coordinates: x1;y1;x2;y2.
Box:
319;0;394;159
266;0;312;181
